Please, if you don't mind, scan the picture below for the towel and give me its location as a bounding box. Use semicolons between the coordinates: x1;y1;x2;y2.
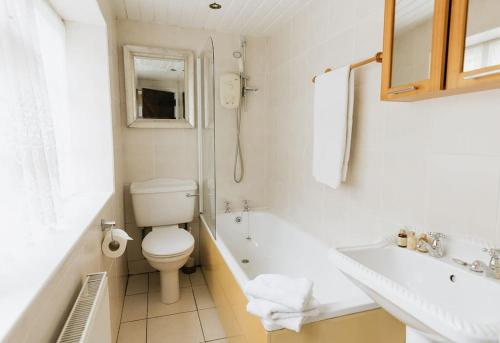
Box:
247;297;320;332
262;317;304;333
244;275;320;332
247;297;320;320
313;65;355;189
244;274;313;312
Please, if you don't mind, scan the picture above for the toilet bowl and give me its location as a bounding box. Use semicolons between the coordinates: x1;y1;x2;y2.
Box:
142;226;194;303
130;178;198;304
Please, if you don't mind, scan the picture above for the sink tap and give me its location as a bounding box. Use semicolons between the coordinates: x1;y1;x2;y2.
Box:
242;200;249;212
417;232;446;258
224;201;232;213
482;248;500;279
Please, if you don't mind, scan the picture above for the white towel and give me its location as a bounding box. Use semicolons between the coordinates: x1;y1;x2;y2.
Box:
313;65;355;189
244;274;313;312
247;297;320;332
262;317;304;333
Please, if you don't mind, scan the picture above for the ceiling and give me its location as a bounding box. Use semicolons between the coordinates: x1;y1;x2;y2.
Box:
111;0;309;36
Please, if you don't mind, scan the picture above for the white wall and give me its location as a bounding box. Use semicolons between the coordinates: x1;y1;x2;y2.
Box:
266;0;500;247
117;20;270;272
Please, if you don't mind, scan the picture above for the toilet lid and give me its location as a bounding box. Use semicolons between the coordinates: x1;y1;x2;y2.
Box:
142;228;194;257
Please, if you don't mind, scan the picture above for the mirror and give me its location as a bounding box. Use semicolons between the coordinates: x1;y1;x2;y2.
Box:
391;0;434;86
463;0;500;72
124;45;195;128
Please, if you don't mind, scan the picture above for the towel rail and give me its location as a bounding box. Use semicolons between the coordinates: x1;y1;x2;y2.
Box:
312;52;383;83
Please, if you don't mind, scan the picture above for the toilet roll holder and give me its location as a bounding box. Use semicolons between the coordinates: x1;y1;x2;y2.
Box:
101;219;120;252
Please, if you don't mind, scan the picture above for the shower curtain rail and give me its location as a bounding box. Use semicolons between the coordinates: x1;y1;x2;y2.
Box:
312;51;383;83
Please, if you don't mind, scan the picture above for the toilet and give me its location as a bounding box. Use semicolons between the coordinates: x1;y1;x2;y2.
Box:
130;178;198;304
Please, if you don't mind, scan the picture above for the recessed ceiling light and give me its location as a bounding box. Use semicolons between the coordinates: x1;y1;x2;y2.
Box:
209;2;222;10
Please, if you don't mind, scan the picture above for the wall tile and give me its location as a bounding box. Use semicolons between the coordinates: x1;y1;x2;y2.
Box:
266;0;500;248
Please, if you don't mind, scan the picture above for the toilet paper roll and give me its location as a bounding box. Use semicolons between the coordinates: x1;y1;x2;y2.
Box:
102;228;133;258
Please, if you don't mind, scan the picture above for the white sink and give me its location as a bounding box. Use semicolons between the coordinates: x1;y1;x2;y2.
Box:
329;236;500;343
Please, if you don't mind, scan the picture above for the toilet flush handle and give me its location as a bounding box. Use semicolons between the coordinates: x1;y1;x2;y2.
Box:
185;193;200;198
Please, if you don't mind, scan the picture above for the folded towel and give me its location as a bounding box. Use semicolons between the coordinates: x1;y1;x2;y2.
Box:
313;65;355;189
244;274;313;312
262;317;304;333
247;297;320;320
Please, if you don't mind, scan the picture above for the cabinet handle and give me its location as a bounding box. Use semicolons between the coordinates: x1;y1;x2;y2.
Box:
463;68;500;80
387;85;417;94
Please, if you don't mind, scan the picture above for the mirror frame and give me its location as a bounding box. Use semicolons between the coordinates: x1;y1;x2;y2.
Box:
123;45;196;129
447;0;500;92
381;0;450;101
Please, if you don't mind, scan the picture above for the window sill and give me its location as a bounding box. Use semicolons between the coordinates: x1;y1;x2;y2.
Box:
0;191;113;341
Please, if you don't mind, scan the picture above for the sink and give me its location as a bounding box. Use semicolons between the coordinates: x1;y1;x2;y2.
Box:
329;236;500;343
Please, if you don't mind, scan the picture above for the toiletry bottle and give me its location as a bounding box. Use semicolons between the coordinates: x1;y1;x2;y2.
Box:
407;231;417;250
397;229;407;248
416;233;428;253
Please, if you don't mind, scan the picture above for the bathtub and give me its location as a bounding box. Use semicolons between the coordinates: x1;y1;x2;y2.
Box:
199;211;405;342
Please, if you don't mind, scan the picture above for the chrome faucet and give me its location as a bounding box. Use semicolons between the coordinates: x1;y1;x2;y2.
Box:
417;232;446;258
482;248;500;279
224;201;232;213
242;200;249;212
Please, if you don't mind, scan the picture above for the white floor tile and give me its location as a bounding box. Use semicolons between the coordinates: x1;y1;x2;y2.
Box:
148;288;196;318
126;274;148;295
117;319;146;343
147;312;204;343
189;269;206;286
199;308;226;341
193;285;215;310
121;293;147;322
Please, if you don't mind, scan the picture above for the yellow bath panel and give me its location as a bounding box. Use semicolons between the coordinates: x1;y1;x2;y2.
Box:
199;220;405;343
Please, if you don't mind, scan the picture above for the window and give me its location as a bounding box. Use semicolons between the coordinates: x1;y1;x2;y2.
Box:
0;0;114;337
35;0;74;198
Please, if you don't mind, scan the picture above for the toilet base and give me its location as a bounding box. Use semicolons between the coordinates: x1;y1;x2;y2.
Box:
160;270;180;304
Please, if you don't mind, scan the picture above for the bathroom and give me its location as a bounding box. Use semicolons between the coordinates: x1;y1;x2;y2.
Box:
1;0;500;342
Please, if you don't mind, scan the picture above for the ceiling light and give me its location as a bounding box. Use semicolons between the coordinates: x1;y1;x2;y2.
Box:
209;2;222;10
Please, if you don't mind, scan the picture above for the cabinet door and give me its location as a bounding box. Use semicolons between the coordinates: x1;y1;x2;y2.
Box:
447;0;500;92
381;0;450;101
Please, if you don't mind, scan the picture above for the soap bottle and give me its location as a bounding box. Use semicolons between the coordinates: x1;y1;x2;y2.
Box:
407;231;417;250
397;229;407;248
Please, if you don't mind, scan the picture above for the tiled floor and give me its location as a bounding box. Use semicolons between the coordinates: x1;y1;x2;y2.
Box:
117;269;227;343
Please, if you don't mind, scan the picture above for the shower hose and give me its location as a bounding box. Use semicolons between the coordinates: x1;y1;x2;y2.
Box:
233;104;244;183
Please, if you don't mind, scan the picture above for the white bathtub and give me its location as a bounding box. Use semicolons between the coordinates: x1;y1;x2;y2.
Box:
203;211;378;331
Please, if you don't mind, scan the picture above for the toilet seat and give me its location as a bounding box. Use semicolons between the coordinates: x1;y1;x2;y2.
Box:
142;227;194;258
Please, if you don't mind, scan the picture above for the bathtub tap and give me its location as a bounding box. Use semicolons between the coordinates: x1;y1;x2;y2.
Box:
243;200;249;212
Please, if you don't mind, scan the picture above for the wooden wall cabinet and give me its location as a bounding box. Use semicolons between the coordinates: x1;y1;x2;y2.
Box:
381;0;500;101
447;0;500;93
381;0;450;101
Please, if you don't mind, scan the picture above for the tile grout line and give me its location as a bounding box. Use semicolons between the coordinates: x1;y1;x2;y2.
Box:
189;271;208;343
147;309;200;321
145;273;149;343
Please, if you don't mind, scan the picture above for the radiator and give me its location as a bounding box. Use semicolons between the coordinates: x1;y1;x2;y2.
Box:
57;272;112;343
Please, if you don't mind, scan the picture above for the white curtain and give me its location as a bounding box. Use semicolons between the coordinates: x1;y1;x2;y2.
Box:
0;0;61;256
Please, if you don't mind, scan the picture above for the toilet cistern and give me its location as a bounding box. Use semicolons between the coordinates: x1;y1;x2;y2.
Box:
130;178;198;304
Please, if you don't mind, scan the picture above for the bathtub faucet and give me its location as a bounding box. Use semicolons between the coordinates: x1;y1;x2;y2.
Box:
224;201;232;213
242;200;249;212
